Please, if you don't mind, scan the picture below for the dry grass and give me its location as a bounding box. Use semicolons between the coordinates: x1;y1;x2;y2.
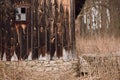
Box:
0;61;79;80
76;36;120;55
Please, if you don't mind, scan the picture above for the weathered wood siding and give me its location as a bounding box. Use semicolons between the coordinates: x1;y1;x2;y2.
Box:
0;0;75;61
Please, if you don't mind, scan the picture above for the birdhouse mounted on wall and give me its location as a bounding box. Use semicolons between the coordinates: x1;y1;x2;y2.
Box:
15;7;26;21
0;0;75;61
14;0;31;24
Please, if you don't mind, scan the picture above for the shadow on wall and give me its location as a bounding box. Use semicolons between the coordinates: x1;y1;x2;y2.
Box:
75;0;86;18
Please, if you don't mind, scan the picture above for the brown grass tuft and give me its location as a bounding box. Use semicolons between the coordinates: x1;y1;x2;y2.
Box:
76;36;120;55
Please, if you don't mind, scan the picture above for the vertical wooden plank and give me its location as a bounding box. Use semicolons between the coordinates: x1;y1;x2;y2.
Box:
70;0;76;59
31;0;34;60
0;12;2;60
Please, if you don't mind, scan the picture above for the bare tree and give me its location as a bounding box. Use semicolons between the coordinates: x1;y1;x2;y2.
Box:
76;0;120;38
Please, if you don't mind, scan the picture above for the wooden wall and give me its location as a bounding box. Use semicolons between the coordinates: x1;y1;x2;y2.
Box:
0;0;75;61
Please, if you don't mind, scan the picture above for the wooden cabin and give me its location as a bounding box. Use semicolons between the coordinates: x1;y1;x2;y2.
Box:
0;0;76;61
